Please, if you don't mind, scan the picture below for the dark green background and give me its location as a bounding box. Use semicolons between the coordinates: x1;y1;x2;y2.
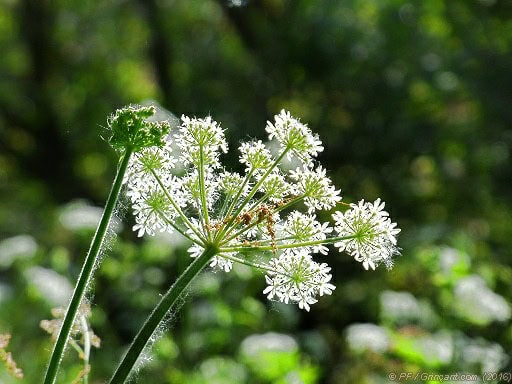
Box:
0;0;511;383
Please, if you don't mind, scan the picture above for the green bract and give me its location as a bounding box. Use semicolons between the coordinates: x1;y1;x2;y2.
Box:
108;105;171;152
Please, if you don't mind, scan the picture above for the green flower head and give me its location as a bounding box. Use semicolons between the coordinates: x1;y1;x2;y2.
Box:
108;105;171;152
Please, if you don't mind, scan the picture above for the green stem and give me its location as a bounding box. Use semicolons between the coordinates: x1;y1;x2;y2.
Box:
220;234;357;253
220;168;254;227
198;146;211;239
43;149;133;384
220;253;281;275
109;244;218;384
275;195;305;213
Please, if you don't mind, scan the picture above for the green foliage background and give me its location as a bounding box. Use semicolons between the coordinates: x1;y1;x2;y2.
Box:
0;0;511;383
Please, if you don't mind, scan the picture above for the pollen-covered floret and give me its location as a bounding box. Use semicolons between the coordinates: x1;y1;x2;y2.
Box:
265;109;323;167
263;249;335;311
332;198;400;270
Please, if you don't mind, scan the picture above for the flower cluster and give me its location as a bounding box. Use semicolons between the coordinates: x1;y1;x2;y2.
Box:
124;109;400;311
263;249;335;311
333;199;401;270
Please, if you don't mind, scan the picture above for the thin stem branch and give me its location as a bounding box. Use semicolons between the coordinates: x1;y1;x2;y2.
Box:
218;192;271;243
157;209;201;245
43;149;133;384
78;314;91;384
220;195;305;246
198;146;212;239
150;168;206;243
220;253;280;275
245;192;272;213
220;168;254;227
109;244;218;384
220;234;357;253
275;195;305;213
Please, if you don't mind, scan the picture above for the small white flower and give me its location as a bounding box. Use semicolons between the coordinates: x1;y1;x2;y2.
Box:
263;249;335;311
257;171;291;203
176;115;227;169
125;141;176;184
239;140;273;173
289;166;341;213
128;176;181;237
217;171;248;197
181;170;219;211
333;199;400;270
131;193;172;237
209;255;233;272
278;211;332;255
266;110;323;167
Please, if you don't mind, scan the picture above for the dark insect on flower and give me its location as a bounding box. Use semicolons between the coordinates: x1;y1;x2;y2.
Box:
241;212;253;226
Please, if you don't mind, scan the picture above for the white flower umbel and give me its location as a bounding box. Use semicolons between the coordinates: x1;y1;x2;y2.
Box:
128;178;181;237
332;198;401;270
289;166;341;213
124;142;176;184
239;140;273;174
263;249;335;312
124;110;401;311
266;109;323;167
278;211;332;255
177;115;228;169
108;107;404;384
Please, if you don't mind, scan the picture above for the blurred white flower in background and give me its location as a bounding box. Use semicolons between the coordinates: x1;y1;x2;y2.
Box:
0;235;37;268
345;323;389;353
462;338;509;373
454;275;511;325
240;332;298;357
24;267;73;306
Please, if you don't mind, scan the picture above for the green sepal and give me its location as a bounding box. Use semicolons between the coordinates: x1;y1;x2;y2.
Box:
108;105;171;152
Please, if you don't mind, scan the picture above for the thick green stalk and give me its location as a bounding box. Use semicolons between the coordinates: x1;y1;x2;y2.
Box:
109;244;218;384
43;149;133;384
